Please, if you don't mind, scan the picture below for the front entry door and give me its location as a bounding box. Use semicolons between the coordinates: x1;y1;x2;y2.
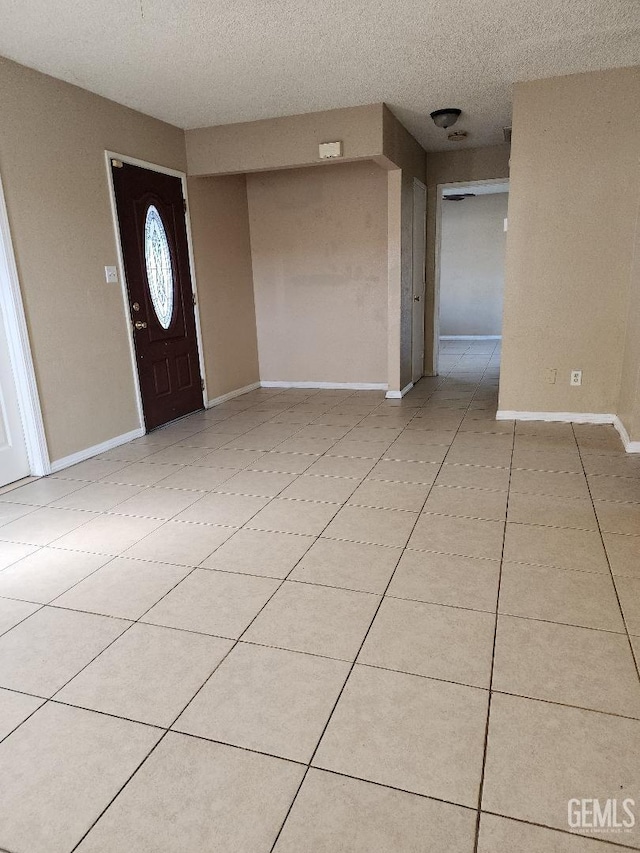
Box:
111;161;203;431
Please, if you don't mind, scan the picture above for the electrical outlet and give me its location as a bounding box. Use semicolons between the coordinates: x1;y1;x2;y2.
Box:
104;265;118;284
545;368;557;384
570;370;582;386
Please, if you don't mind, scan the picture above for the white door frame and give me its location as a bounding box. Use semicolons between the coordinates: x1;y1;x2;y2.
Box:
0;174;50;477
411;177;427;384
433;177;509;375
104;151;209;430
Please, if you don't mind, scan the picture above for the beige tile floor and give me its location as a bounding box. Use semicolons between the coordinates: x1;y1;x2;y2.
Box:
0;338;639;852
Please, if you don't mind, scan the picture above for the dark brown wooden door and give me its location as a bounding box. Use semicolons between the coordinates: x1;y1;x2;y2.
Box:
112;161;203;431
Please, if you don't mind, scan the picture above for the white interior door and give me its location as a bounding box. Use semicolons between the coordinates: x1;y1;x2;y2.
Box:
411;179;427;383
0;298;29;487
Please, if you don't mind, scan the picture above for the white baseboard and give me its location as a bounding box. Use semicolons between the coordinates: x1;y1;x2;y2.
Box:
613;416;640;454
496;410;640;454
386;382;414;400
206;382;261;408
49;427;145;473
261;381;388;391
496;411;616;425
48;380;260;475
440;335;502;341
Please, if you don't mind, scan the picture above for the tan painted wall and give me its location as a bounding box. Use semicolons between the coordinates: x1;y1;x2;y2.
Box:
617;192;640;442
439;193;508;337
499;67;640;416
246;161;389;384
186;105;384;176
187;175;260;400
0;57;187;462
425;145;510;372
186;102;427;393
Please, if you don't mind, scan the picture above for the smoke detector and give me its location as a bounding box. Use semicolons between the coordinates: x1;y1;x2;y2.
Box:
447;130;468;143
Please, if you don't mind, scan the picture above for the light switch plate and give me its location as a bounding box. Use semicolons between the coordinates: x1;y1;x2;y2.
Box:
104;265;118;284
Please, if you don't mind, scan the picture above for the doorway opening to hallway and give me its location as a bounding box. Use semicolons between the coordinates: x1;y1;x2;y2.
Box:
433;179;509;377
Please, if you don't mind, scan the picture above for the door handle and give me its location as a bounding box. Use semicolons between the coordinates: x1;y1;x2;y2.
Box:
133;320;148;330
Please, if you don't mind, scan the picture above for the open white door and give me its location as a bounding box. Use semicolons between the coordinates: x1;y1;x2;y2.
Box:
0;299;29;486
411;179;427;383
0;173;48;486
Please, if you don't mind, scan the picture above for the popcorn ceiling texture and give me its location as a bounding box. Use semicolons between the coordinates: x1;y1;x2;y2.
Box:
0;0;637;150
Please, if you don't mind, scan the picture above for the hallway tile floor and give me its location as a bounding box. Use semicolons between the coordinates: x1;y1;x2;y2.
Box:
0;338;639;851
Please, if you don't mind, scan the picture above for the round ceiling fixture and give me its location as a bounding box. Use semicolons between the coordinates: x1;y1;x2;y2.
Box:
430;108;462;129
444;192;476;202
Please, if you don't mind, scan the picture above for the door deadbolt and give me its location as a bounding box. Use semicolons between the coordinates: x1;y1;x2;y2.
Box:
132;302;140;312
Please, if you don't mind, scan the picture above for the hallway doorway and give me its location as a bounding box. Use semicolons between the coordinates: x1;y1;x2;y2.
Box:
433;180;509;375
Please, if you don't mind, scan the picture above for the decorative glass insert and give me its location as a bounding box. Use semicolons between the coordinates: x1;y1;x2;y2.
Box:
144;205;174;329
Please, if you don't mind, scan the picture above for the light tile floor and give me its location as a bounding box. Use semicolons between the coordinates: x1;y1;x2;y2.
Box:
0;338;639;851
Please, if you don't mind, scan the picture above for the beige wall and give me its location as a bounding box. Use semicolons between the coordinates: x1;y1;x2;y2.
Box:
439;193;508;336
187;175;260;400
0;56;187;462
499;67;640;417
186;102;427;394
246;161;389;384
186;105;384;176
617;191;640;442
425;144;510;372
0;62;427;466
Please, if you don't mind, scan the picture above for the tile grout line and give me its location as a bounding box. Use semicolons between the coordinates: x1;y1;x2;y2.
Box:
267;356;496;851
472;387;516;853
0;387;412;655
64;388;411;852
0;395;347;748
45;415;362;707
571;424;640;682
0;354;514;848
479;808;640;852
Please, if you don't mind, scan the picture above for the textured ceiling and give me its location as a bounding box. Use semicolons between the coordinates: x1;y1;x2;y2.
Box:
0;0;638;150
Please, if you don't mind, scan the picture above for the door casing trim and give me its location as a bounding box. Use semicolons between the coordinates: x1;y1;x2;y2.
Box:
0;173;50;476
411;177;427;385
385;381;414;399
104;151;208;433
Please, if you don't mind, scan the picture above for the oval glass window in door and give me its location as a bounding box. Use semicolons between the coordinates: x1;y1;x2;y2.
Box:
144;205;174;329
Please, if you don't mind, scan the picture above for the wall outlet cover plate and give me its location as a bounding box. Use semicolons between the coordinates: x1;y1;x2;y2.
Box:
104;265;118;284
